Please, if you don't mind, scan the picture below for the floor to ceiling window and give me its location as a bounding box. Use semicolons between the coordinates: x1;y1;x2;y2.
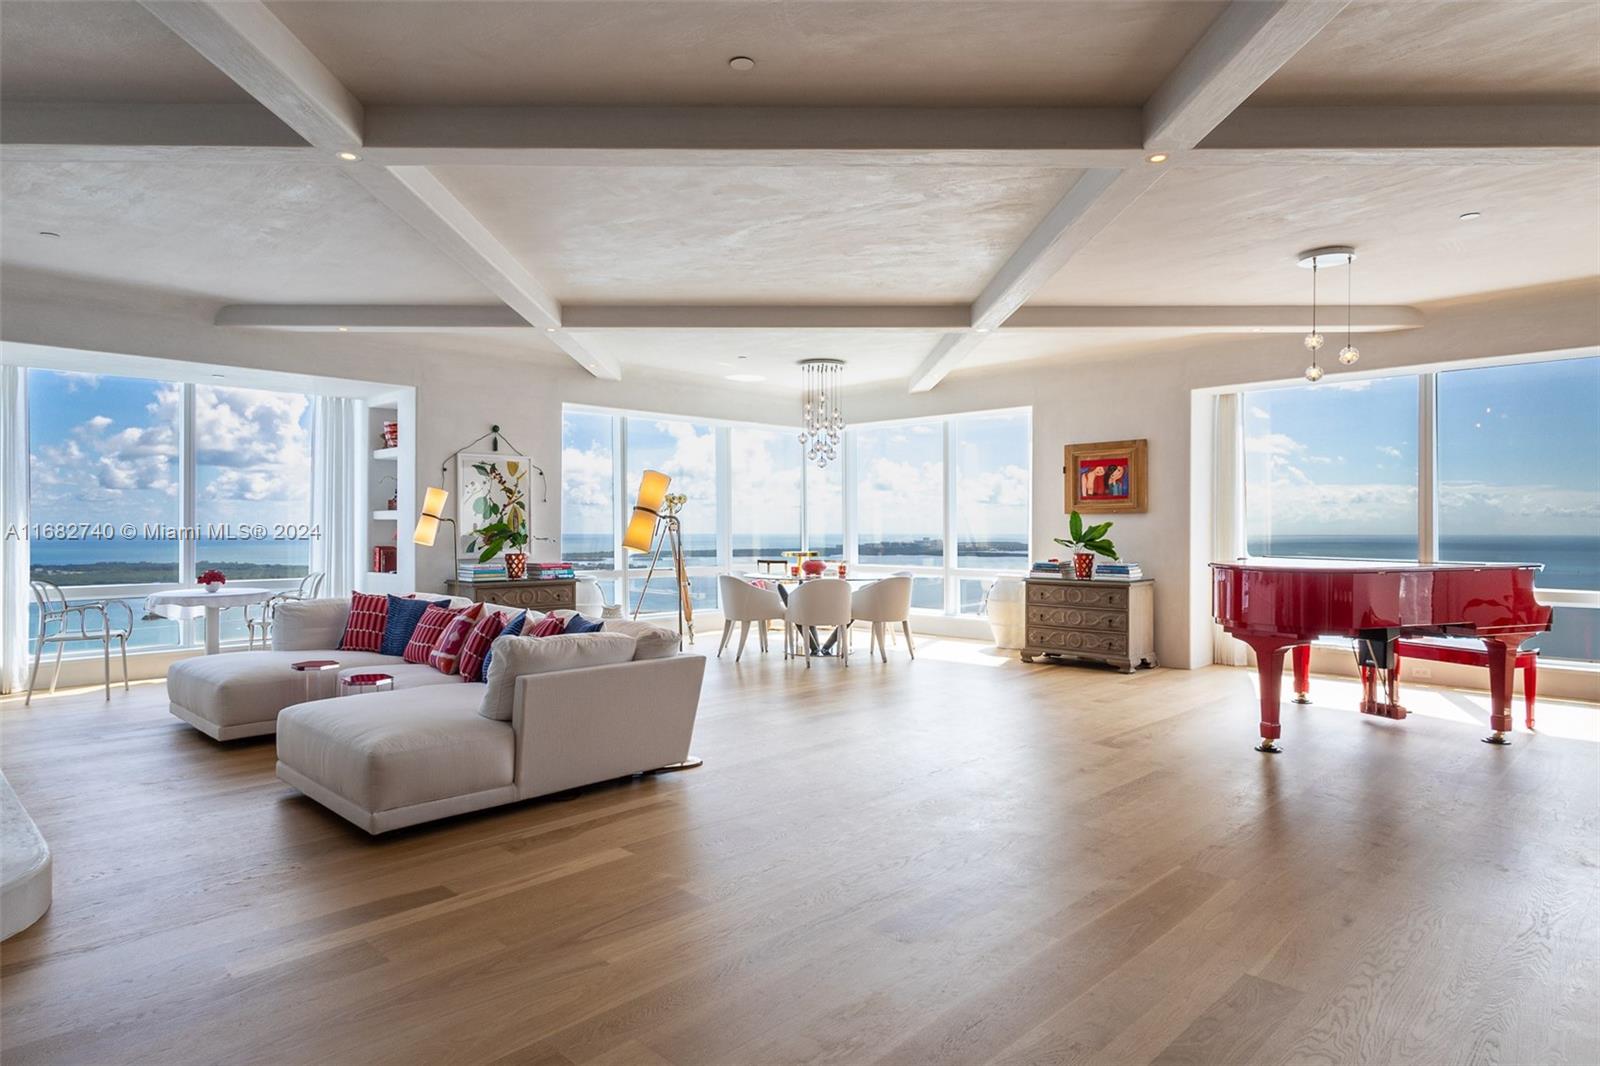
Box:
1236;353;1599;663
25;368;315;655
561;404;1032;621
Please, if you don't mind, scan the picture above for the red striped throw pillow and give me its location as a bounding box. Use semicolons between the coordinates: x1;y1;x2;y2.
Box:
527;613;565;638
338;592;389;652
457;611;508;682
428;609;484;675
402;602;477;664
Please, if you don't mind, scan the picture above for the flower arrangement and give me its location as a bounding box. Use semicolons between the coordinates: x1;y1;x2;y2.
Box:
199;569;227;592
1053;511;1118;579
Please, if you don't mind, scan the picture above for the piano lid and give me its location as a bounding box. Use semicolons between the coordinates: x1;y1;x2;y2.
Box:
1212;557;1543;573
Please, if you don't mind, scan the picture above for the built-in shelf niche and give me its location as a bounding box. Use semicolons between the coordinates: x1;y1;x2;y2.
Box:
358;392;415;593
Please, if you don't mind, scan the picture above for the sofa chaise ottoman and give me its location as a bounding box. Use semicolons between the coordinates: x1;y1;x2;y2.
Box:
276;652;706;833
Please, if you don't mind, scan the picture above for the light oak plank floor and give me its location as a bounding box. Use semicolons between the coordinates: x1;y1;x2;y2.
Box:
2;637;1596;1065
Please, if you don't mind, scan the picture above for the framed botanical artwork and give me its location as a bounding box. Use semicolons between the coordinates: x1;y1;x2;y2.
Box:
1065;439;1147;514
456;451;530;558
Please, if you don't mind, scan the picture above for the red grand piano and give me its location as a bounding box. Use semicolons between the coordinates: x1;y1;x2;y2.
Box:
1212;559;1552;752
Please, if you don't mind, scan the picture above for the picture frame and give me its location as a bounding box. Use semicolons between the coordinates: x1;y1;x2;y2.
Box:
456;451;530;558
1065;439;1147;514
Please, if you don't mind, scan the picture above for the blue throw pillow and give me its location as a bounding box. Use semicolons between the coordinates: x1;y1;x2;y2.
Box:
380;595;449;656
563;614;603;634
482;611;527;678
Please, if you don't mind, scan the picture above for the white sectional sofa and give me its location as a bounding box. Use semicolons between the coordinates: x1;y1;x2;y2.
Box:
164;594;705;833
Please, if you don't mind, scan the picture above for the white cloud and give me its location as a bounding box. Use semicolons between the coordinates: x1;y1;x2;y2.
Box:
1377;445;1402;459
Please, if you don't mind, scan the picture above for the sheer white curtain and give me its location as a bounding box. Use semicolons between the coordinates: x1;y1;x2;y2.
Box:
1;367;30;692
310;396;358;600
1211;391;1249;666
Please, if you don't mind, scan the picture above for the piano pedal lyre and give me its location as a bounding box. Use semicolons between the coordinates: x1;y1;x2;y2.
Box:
1357;664;1407;721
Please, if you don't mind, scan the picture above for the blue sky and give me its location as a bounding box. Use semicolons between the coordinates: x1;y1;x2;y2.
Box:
1246;356;1599;538
28;369;312;535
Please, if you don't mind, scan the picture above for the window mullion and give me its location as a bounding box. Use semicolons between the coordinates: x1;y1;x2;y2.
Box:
179;383;197;645
842;429;857;565
1418;373;1438;563
943;418;956;615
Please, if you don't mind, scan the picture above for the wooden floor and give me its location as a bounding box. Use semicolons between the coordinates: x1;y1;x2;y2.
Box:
2;636;1597;1065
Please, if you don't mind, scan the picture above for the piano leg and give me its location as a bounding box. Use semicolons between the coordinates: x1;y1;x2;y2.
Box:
1240;636;1291;753
1482;636;1525;745
1291;643;1312;704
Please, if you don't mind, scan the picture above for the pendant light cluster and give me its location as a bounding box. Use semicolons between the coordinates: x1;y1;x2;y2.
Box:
1297;245;1360;382
797;358;845;468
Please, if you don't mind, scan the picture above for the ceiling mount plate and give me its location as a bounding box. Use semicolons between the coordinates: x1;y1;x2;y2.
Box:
1297;245;1356;269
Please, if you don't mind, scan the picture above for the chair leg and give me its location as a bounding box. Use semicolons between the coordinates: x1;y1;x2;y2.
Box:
48;640;65;695
119;635;130;692
717;620;733;658
841;625;848;667
902;621;916;660
24;636;45;706
877;622;888;662
103;634;111;701
735;621;752;662
758;624;769;653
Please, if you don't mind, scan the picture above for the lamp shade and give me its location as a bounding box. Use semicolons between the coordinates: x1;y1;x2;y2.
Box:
623;508;658;553
420;485;449;518
412;512;440;547
634;469;670;514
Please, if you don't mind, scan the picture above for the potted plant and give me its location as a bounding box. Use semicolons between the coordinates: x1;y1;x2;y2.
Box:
198;568;227;593
1054;511;1118;579
470;461;530;579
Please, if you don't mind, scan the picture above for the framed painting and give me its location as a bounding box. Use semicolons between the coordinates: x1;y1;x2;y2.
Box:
456;451;530;558
1065;439;1147;514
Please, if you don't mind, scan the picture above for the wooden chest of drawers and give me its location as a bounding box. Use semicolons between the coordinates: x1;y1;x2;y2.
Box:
444;579;576;612
1021;577;1155;673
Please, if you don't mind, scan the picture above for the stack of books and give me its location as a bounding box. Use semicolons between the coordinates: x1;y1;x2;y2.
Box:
1093;561;1144;581
1030;559;1066;576
456;558;506;582
525;562;576;580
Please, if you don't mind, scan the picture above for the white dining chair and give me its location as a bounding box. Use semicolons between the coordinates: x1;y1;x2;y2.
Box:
717;575;787;661
26;580;133;704
244;571;325;650
785;578;853;668
851;575;914;662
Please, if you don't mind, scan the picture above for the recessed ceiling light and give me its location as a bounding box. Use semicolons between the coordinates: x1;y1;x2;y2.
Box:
336;151;361;162
38;230;61;238
337;326;349;332
545;327;558;332
1459;211;1482;220
728;56;755;71
725;373;765;383
210;373;225;379
974;327;991;334
1146;153;1169;164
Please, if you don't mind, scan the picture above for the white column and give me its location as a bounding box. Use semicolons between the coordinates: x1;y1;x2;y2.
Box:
0;367;30;693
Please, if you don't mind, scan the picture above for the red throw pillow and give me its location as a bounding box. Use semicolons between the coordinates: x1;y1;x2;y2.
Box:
428;610;482;675
457;611;508;682
527;614;564;638
338;592;388;652
402;603;469;664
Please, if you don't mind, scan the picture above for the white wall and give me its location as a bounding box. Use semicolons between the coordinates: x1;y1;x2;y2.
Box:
5;269;1597;679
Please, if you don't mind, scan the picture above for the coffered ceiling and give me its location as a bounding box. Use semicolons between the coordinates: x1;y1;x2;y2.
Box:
1;0;1596;392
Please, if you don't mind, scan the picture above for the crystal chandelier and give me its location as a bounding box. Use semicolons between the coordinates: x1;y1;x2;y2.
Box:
797;358;845;468
1296;245;1357;382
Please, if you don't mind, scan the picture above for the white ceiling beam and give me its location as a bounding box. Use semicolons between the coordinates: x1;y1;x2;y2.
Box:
908;334;989;394
6;102;1591;166
1006;305;1423;332
349;166;621;379
1144;0;1351;151
562;306;969;331
215;305;529;331
137;1;363;150
1199;104;1600;155
970;167;1164;332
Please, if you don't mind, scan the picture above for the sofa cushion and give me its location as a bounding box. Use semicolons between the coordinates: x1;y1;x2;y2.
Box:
381;595;449;656
478;632;638;721
527;614;565;639
480;611;527;679
336;662;464;692
458;611;507;683
600;618;680;660
428;610;480;675
168;650;400;730
339;592;389;652
563;614;604;634
277;687;513;812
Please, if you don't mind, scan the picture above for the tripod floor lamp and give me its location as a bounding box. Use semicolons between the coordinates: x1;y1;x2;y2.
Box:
623;470;694;649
